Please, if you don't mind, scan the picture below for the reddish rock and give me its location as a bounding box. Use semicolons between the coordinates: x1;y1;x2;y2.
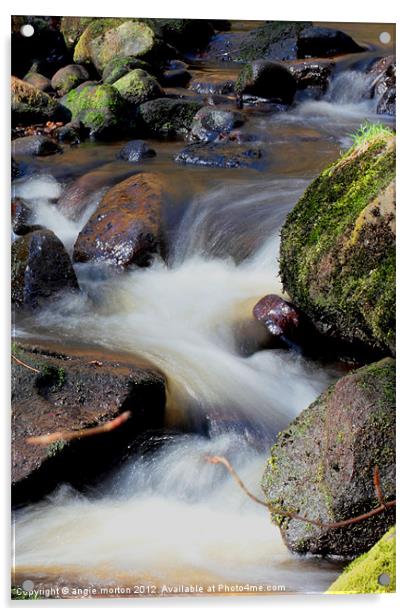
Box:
73;173;165;267
253;293;315;349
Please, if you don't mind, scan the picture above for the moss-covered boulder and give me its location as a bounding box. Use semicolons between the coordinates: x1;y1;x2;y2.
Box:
327;527;395;593
51;64;89;96
113;69;164;105
279;126;395;356
73;18;160;73
261;358;395;558
12;229;79;309
102;56;155;84
61;82;127;139
236;21;311;62
11;76;67;125
235;60;297;104
60;16;96;50
139;97;202;137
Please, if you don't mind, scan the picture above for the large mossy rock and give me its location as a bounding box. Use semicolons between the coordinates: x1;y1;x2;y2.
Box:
327;527;396;594
11;76;67;125
262;358;396;558
73;173;165;268
236;21;311;62
73;18;160;73
60;16;96;50
12;229;79;309
139;97;202;137
102;56;155;84
51;64;89;96
113;69;164;105
12;341;166;504
61;82;127;139
279;127;395;356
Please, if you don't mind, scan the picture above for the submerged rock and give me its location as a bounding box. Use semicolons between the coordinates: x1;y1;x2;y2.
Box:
235;60;297;104
73;173;165;268
297;26;365;58
12;229;79;308
113;69;164;105
61;82;127;139
189;106;244;143
51;64;89;96
139;97;202;137
12;341;166;504
262;358;395;558
12;198;42;235
117;140;156;162
175;142;262;168
12;135;62;157
11;76;67;125
161;68;192;88
327;526;396;593
280;127;395;356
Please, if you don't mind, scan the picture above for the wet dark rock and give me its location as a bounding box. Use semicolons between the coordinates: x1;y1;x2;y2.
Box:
370;57;396;116
253;294;318;351
262;358;395;558
51;64;89;96
12;341;166;504
117;140;156;162
235;60;297;104
11;76;68;126
12;135;62;157
11;229;79;309
142;18;214;53
60;16;96;50
55;120;87;144
139;97;202;137
23;72;52;92
12;198;43;235
236;21;312;62
73;173;165;268
12;157;21;180
102;56;157;84
161;68;192;88
297;26;365;58
175;142;262;168
189;106;244;143
289;60;334;92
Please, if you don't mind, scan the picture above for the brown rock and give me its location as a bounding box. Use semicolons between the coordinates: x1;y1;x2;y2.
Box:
73;173;165;267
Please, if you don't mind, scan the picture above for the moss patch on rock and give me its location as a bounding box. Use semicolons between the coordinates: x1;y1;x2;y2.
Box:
113;69;164;105
237;21;311;62
61;82;127;138
12;76;67;125
327;527;395;593
139;97;202;137
60;16;96;49
279;125;395;356
102;56;155;84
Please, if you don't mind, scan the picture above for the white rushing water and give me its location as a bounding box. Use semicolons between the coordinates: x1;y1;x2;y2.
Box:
13;171;339;592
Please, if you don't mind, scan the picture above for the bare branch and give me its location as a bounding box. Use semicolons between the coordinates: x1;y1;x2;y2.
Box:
206;455;395;530
26;411;131;446
11;354;40;374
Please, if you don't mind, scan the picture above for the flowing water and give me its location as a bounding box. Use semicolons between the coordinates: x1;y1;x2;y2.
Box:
12;25;395;596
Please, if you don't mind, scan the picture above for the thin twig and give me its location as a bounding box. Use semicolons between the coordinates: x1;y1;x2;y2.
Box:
26;411;131;446
11;354;40;374
206;455;395;530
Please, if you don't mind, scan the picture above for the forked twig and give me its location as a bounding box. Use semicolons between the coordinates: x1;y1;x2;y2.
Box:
11;354;40;373
205;455;395;530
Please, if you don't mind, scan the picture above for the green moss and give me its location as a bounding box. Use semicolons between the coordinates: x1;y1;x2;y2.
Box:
113;69;163;105
327;527;395;593
73;18;126;64
102;56;153;84
60;16;96;49
62;83;126;134
280;127;395;353
47;439;67;458
237;21;311;61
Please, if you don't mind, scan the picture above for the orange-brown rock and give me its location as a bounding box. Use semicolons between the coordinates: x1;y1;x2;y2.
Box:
73;173;165;267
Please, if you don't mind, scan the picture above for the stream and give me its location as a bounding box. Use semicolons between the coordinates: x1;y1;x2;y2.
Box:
12;22;395;596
